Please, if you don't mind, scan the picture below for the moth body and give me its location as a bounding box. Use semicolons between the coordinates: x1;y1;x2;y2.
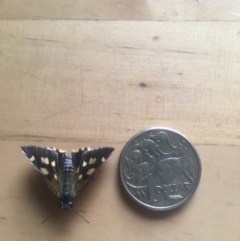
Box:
60;154;75;209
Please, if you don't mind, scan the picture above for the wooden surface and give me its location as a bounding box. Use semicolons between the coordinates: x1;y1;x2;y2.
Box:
0;1;240;20
0;142;240;241
0;1;240;240
1;21;240;145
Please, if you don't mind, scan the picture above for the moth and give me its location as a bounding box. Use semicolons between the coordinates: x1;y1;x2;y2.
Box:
21;145;114;210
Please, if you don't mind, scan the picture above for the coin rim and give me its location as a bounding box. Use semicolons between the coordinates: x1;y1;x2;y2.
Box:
119;127;202;211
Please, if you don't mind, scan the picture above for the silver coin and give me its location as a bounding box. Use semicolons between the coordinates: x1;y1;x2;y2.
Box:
119;128;201;211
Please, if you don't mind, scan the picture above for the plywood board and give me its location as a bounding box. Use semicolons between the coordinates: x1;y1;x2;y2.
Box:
0;21;240;145
0;1;240;20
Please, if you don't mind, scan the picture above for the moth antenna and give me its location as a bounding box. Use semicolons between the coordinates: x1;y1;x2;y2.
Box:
41;209;58;225
71;209;90;224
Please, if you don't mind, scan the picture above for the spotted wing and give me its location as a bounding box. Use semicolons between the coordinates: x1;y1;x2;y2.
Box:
21;145;61;196
72;147;114;196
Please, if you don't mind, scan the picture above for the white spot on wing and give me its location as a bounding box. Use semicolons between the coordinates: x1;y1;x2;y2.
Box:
87;168;95;175
78;174;83;180
41;168;49;175
41;157;45;163
101;157;106;163
87;147;91;151
89;158;96;165
54;174;58;180
44;157;49;165
51;161;56;167
76;167;80;173
29;156;35;162
83;161;87;167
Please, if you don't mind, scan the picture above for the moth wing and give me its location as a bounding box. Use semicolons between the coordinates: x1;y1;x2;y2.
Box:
72;146;114;196
21;145;61;196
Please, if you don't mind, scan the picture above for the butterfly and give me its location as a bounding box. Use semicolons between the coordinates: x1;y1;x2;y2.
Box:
21;145;114;210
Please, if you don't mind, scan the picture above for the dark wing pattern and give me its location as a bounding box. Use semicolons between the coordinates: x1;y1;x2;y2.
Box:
21;145;61;196
72;147;114;196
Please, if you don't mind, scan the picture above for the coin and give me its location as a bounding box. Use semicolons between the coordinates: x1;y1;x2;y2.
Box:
119;128;201;211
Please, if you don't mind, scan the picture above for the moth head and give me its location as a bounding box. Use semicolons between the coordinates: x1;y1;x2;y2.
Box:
60;201;73;210
60;190;73;210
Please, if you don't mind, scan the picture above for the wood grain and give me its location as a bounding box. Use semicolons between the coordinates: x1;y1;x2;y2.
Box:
0;141;239;241
0;1;240;240
0;0;240;20
0;21;240;145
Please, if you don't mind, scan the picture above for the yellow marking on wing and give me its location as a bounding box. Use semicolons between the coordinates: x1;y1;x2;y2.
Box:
87;168;95;175
40;168;49;175
89;158;96;165
59;149;66;153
